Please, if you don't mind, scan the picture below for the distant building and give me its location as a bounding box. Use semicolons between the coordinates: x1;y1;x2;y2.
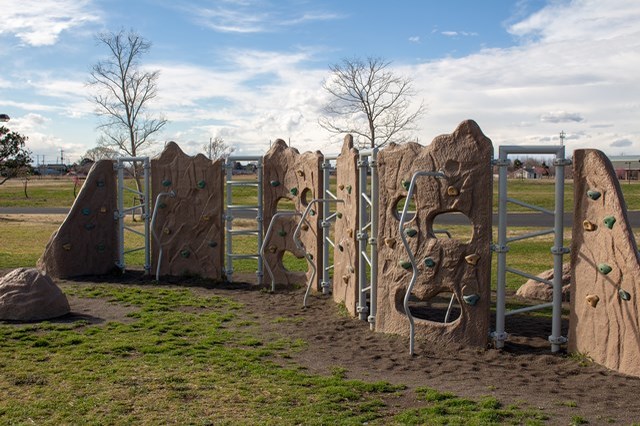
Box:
36;163;68;176
608;155;640;181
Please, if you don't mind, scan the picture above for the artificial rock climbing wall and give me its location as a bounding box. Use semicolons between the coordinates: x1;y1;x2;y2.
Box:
374;120;493;347
332;135;360;315
262;139;323;288
150;142;224;279
38;160;119;278
569;149;640;377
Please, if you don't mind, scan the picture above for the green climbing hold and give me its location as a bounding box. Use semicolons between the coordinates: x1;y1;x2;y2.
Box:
290;187;298;196
208;241;218;248
270;180;280;187
603;216;616;229
197;180;206;189
336;212;343;219
597;263;612;275
463;294;480;306
158;202;167;209
162;179;172;187
84;223;96;230
96;180;105;188
405;228;418;238
587;190;601;200
424;257;436;268
278;230;287;237
619;289;631;301
310;209;316;216
399;260;412;270
308;254;314;260
82;207;91;216
401;180;410;191
96;243;106;252
346;185;352;194
180;249;190;258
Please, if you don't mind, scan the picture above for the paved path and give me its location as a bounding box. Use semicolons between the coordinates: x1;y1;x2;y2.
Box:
2;207;639;228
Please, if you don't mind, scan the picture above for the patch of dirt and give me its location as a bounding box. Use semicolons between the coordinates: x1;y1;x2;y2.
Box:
13;270;640;424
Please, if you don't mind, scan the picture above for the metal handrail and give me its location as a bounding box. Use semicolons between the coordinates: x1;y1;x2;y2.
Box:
150;191;176;281
260;211;303;292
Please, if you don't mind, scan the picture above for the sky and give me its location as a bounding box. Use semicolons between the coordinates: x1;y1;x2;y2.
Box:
1;0;639;165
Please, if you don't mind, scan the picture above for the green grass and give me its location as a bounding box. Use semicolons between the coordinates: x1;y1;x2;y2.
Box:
0;285;545;424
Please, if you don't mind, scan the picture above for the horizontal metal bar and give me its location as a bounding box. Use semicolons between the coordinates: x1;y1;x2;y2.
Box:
227;155;262;161
227;181;259;186
506;228;554;243
226;205;259;210
324;264;335;271
362;285;372;292
123;246;145;254
362;252;371;267
123;187;144;196
325;237;336;248
505;266;553;286
124;226;145;237
229;254;260;260
361;221;371;232
506;302;553;316
361;192;372;206
228;230;260;236
499;145;564;156
325;190;338;200
506;197;554;215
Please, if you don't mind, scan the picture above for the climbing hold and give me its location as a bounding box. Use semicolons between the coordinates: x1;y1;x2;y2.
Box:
401;180;410;191
163;228;171;235
162;179;172;187
81;207;91;216
197;180;206;189
158;202;167;209
336;212;343;219
337;244;344;252
582;220;597;232
404;228;418;238
346;185;352;194
96;180;105;188
270;180;280;187
424;257;436;268
597;263;612;275
180;250;190;258
100;206;107;214
84;223;96;230
338;184;345;190
342;275;349;284
587;190;601;200
465;254;480;265
463;294;480;306
202;215;211;221
308;254;314;260
268;245;278;253
208;241;218;248
399;260;412;270
603;216;616;229
447;186;460;196
278;230;287;237
348;266;355;274
619;289;631;301
301;224;309;231
296;169;305;177
96;243;106;252
62;243;72;251
586;294;600;308
309;209;316;216
384;237;396;248
290;187;298;196
347;228;354;238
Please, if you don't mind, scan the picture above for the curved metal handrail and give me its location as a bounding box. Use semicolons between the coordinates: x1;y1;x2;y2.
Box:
293;198;344;308
398;170;445;355
150;190;176;281
260;211;303;292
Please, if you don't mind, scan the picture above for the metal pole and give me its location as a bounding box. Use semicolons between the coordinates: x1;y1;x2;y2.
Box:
143;158;151;275
225;159;234;282
322;158;332;294
256;158;264;285
357;154;369;321
368;148;379;330
550;147;568;352
116;161;125;272
493;150;510;349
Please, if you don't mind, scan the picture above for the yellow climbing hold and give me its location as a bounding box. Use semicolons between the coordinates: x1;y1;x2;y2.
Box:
62;243;72;251
586;294;599;308
465;254;480;265
447;186;460;196
384;237;396;248
582;220;597;232
268;245;278;253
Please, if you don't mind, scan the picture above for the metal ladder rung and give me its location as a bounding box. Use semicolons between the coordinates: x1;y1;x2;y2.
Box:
229;254;260;260
227;205;259;210
228;229;260;236
227;181;259;187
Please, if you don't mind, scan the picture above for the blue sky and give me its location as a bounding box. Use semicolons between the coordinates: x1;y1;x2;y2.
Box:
1;0;639;164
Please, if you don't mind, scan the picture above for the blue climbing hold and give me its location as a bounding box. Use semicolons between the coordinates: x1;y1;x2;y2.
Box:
603;216;616;229
270;180;280;187
82;207;91;216
399;260;412;270
424;257;436;268
619;289;631;301
405;228;418;238
597;263;612;275
463;294;480;306
587;190;601;200
162;179;172;187
197;180;206;189
278;230;287;237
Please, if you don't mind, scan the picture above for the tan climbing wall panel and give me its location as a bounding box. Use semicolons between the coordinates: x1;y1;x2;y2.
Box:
262;139;323;288
375;120;493;348
150;142;224;279
569;149;640;377
333;135;359;315
37;160;118;278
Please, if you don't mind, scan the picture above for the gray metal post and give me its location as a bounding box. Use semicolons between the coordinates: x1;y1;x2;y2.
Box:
368;148;379;330
256;158;264;285
493;151;510;349
357;154;369;321
116;162;125;271
224;159;234;282
143;159;151;275
321;157;333;294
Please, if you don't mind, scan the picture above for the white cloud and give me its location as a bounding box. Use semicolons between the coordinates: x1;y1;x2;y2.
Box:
540;111;584;123
408;36;420;43
0;0;100;46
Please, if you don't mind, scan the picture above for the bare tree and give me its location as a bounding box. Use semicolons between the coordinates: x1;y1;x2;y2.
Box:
82;146;120;162
88;29;167;191
319;57;425;149
203;136;235;161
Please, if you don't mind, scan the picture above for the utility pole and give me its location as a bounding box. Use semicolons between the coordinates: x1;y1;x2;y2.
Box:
60;149;64;165
559;130;566;146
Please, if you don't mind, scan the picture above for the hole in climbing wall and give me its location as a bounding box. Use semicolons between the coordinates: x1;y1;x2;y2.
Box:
407;292;461;323
393;195;417;221
276;196;295;212
282;250;308;273
431;211;474;242
300;188;312;207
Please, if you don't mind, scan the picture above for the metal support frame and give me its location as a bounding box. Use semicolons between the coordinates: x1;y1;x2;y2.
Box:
398;170;446;355
357;149;379;328
115;156;151;274
322;155;339;295
224;155;263;284
294;198;344;308
150;191;176;281
492;145;570;352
